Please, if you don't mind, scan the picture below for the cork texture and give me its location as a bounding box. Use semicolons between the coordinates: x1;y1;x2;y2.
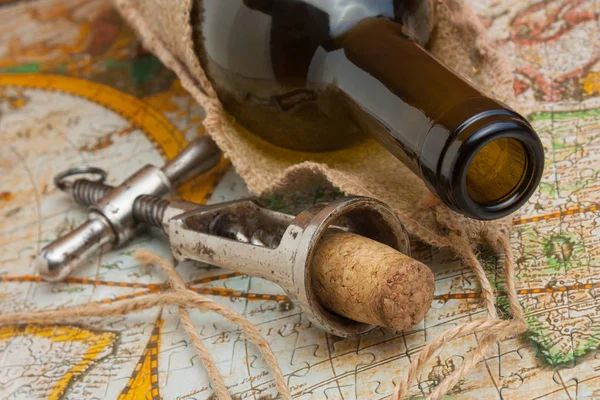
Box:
312;231;435;331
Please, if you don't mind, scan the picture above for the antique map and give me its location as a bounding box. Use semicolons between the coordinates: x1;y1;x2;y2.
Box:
1;0;599;398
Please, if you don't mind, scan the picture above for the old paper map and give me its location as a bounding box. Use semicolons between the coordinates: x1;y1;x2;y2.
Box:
0;0;599;398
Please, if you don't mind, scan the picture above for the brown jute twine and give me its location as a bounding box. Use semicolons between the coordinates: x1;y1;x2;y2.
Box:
0;250;291;400
0;0;529;398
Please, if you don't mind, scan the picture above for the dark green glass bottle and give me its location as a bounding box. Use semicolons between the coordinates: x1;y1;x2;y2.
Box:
193;0;544;220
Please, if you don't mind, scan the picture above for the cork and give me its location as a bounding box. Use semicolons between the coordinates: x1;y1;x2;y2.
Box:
311;230;434;331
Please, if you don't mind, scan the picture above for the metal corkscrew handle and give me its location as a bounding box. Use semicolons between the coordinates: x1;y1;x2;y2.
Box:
35;136;221;282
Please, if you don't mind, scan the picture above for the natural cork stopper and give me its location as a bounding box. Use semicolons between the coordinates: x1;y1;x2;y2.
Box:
311;230;434;331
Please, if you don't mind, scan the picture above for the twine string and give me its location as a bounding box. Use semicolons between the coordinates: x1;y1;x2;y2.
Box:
0;250;291;400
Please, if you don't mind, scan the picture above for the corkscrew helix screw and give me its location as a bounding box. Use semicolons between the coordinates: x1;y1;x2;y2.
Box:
35;136;222;282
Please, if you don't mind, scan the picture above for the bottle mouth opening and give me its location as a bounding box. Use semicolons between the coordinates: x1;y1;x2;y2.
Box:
435;111;545;221
465;137;529;206
452;129;544;220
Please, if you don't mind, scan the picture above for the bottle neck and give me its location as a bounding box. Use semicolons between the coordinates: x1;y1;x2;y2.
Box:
337;18;544;219
340;18;484;121
334;17;487;179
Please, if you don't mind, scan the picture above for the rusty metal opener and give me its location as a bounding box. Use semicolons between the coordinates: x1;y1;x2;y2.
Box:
36;138;412;337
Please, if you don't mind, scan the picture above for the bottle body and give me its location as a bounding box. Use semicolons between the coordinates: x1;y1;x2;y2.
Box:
193;0;544;220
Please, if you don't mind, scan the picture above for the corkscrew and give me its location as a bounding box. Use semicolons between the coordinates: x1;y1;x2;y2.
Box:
36;146;435;337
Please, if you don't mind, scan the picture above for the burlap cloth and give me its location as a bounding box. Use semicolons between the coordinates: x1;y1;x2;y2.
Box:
108;0;526;398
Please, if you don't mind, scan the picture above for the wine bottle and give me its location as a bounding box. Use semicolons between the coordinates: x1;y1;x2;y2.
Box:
193;0;544;220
